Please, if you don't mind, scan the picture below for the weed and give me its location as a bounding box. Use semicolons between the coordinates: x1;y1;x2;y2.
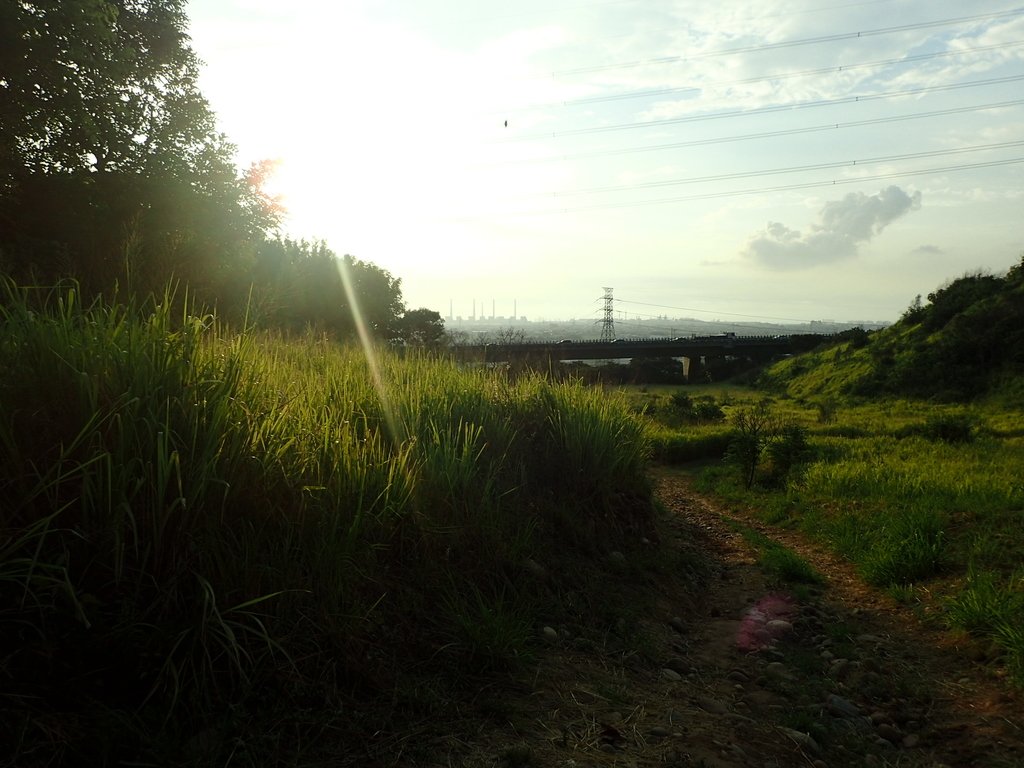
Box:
859;507;946;586
759;547;823;585
440;581;534;673
946;570;1019;633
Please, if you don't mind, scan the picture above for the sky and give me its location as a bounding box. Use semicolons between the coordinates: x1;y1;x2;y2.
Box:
185;0;1024;327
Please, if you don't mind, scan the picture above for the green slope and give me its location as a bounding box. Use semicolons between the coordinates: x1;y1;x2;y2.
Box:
761;255;1024;404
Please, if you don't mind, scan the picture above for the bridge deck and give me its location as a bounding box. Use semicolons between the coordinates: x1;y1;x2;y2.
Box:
453;334;811;362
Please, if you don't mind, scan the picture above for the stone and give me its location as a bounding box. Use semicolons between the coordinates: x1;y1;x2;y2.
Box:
766;619;794;635
661;668;683;682
666;657;691;675
778;727;820;754
902;733;921;749
829;659;852;680
542;626;559;642
827;694;861;718
877;723;903;744
695;696;729;714
668;616;687;634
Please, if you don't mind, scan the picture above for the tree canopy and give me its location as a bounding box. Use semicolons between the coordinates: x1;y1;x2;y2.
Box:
398;308;447;347
1;0;221;180
0;0;278;303
0;1;422;340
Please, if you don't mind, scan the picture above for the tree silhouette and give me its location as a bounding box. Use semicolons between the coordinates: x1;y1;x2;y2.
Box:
398;308;446;347
0;0;278;305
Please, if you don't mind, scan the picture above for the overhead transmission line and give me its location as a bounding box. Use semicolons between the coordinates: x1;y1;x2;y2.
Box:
545;140;1024;197
502;39;1024;112
502;74;1024;141
497;155;1024;217
495;99;1024;166
548;7;1024;76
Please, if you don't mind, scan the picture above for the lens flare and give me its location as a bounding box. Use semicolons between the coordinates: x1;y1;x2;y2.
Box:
336;257;405;444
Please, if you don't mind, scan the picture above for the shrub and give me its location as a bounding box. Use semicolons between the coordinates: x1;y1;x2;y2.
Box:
765;424;810;486
815;398;838;424
666;391;726;425
725;402;807;489
896;413;976;444
725;401;779;489
649;429;732;463
859;507;947;586
693;397;727;424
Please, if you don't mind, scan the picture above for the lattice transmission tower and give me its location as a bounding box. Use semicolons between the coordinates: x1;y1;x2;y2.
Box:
600;287;616;341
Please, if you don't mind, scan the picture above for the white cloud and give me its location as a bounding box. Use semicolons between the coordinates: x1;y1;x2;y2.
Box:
742;185;923;270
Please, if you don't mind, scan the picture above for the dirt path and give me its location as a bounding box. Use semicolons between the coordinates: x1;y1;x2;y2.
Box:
445;467;1024;768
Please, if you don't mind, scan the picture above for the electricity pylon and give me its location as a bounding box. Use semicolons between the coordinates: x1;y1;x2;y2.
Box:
600;287;616;341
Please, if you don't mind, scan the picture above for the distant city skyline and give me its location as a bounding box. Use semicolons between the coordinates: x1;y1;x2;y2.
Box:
186;0;1024;322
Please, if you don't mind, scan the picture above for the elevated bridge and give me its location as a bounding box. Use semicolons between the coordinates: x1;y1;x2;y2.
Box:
453;334;829;364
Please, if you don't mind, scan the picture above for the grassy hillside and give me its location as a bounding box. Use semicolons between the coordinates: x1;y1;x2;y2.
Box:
631;253;1024;684
760;255;1024;403
0;279;661;765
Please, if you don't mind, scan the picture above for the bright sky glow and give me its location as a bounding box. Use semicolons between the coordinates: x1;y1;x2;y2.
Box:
186;0;1024;325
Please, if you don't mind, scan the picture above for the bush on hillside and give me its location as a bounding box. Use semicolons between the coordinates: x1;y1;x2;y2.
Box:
895;413;976;444
769;255;1024;403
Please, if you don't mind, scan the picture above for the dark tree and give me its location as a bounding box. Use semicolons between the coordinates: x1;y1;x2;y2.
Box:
398;308;446;347
249;239;405;339
0;0;279;302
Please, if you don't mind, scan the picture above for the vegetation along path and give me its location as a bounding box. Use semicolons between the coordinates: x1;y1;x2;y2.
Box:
451;467;1024;768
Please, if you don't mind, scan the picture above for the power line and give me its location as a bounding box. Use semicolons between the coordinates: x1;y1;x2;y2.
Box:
494;156;1024;217
501;40;1024;113
548;7;1024;77
502;74;1024;141
545;140;1024;198
491;99;1024;166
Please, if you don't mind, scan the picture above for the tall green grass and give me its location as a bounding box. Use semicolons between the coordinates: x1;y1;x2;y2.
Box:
0;279;653;763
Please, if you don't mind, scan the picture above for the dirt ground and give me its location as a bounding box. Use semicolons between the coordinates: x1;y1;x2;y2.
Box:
441;466;1024;768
